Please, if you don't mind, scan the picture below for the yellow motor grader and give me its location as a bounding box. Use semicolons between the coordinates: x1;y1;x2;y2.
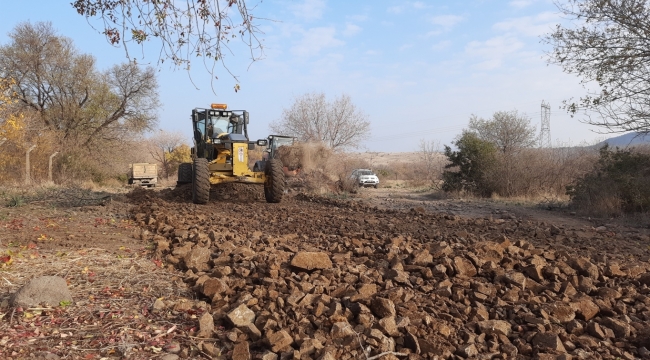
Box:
177;104;291;204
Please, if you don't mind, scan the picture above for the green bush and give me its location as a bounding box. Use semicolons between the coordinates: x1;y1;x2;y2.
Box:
568;145;650;215
442;132;498;197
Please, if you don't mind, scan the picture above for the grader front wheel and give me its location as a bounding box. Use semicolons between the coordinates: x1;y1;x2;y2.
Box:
192;158;210;204
177;162;193;185
264;159;285;203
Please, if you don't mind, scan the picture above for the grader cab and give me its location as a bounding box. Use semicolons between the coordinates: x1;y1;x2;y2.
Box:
177;104;285;204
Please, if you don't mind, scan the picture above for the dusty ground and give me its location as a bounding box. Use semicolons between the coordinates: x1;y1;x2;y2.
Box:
1;184;649;359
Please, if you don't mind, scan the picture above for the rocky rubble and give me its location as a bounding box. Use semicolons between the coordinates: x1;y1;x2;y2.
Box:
131;192;650;359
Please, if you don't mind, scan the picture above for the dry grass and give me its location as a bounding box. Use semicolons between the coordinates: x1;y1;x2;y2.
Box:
0;245;209;359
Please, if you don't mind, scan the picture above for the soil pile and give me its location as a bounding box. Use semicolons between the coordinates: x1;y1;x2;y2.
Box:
130;192;650;359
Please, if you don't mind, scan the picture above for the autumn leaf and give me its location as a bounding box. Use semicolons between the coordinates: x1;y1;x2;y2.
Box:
0;254;12;266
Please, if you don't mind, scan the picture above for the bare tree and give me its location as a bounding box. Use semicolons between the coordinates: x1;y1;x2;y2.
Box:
270;93;371;150
544;0;650;134
466;110;537;196
71;0;263;89
419;139;443;187
147;130;189;179
0;22;160;150
468;111;537;154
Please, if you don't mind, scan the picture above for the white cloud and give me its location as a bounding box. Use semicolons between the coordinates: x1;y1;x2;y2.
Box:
290;0;326;21
343;23;362;37
290;27;344;57
465;35;525;69
432;40;451;51
388;6;403;14
347;14;368;22
429;15;464;30
509;0;536;9
412;1;430;9
493;11;560;37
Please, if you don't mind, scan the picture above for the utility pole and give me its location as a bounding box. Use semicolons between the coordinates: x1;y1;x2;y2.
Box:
540;101;551;148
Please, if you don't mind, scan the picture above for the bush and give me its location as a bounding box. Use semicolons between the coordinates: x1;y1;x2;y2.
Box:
568;145;650;216
442;132;498;197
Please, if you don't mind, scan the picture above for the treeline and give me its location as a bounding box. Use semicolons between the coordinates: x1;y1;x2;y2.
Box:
0;22;162;185
437;111;650;216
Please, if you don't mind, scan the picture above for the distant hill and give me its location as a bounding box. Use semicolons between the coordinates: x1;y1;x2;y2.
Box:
597;132;650;148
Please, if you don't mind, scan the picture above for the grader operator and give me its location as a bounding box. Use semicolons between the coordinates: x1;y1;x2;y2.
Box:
177;103;285;204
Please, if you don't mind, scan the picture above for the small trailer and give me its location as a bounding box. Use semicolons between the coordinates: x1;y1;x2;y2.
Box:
128;163;158;187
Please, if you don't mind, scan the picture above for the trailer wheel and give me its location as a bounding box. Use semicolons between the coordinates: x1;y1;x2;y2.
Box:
192;158;210;204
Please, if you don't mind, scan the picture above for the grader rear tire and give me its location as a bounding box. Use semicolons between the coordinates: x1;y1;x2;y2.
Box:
264;159;285;203
192;158;210;204
177;162;193;185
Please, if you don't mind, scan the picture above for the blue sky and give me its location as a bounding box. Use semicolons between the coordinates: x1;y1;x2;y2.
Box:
0;0;606;152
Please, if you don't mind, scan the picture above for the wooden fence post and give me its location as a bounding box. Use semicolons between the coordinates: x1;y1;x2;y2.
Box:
25;145;36;185
49;152;59;183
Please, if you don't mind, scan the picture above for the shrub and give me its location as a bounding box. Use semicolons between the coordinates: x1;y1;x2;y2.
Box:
442;132;498;197
568;145;650;215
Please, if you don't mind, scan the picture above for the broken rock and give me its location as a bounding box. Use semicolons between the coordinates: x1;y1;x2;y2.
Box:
11;276;73;307
290;252;333;271
478;320;511;337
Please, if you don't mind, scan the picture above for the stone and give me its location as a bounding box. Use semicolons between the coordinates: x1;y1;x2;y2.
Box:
371;297;396;318
524;265;545;282
378;316;400;337
404;331;420;354
478;320;511;337
412;249;433;266
453;256;477;277
242;323;262;341
183;247;211;272
202;343;218;357
385;269;410;284
11;276;73;307
604;264;627;277
571;298;600;321
532;333;566;353
202;278;229;298
587;322;607;340
351;284;377;301
570;258;599;279
456;344;478;358
501;343;518;357
228;304;256;327
152;298;166;312
267;330;293;352
601;317;630;338
543;302;576;323
197;312;214;338
299;338;324;356
232;341;251;360
290;252;332;270
504;271;527;289
331;322;355;339
161;355;180;360
261;351;278;360
597;287;621;300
